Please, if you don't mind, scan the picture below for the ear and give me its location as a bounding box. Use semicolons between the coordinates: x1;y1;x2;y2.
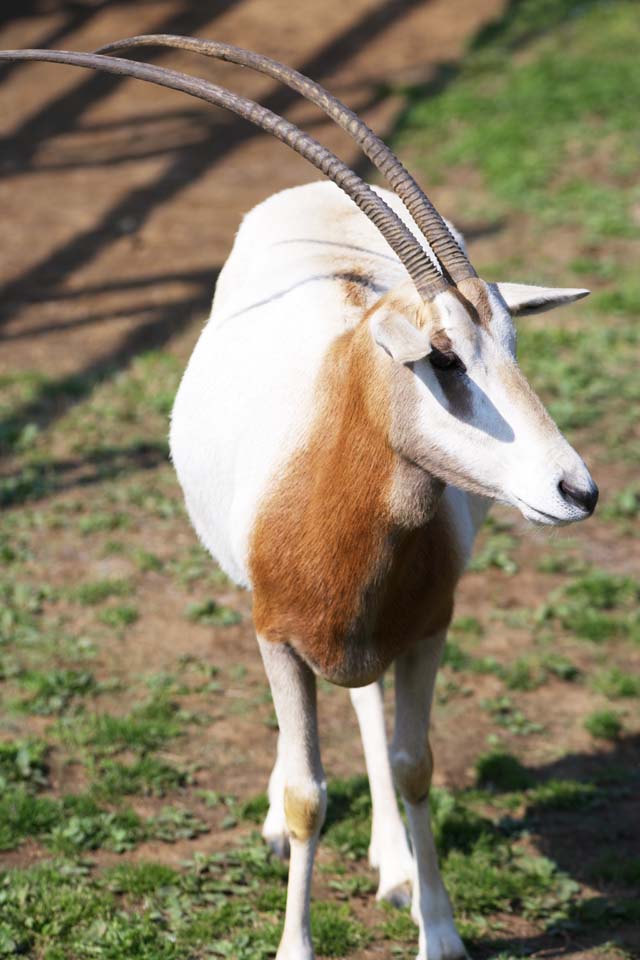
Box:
495;282;590;317
369;307;431;363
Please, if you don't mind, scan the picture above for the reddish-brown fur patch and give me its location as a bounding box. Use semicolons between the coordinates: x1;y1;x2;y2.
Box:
250;322;394;682
250;319;463;686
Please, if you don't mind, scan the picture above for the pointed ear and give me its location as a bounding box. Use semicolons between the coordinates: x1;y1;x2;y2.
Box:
369;307;432;363
495;282;590;317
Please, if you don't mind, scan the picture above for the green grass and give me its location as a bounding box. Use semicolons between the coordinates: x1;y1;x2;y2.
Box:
481;696;544;736
591;667;640;699
98;603;139;629
469;531;518;575
185;598;242;627
602;484;640;523
400;1;640;240
0;785;210;854
16;668;97;715
527;779;598;811
323;776;372;859
1;1;639;956
311;902;370;955
91;756;190;800
475;750;533;791
58;694;186;755
0;739;49;790
584;709;623;741
72;578;134;606
589;854;640;887
538;570;640;644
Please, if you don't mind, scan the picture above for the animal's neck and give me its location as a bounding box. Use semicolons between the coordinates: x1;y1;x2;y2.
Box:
250;323;447;678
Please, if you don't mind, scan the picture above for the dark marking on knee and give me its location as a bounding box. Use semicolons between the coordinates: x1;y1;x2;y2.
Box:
392;740;434;805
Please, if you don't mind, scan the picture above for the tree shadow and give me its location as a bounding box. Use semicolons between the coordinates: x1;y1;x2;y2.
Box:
321;734;640;957
2;0;612;490
0;266;217;496
0;1;111;83
470;0;609;55
470;733;640;958
0;0;431;472
4;89;384;177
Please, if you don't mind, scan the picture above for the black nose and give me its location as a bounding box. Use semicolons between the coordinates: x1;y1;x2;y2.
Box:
558;478;599;515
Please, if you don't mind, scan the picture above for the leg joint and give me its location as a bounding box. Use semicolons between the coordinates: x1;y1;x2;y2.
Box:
284;782;326;841
391;741;434;805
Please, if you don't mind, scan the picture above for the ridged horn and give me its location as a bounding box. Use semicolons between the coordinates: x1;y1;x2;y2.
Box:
0;47;449;301
96;34;476;284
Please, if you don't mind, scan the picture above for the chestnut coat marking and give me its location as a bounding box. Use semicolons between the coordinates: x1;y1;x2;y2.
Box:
250;321;464;687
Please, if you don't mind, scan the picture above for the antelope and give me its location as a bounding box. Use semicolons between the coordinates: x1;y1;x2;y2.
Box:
0;37;599;960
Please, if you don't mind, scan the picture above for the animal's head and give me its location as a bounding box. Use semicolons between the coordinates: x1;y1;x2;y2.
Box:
0;36;598;524
369;276;597;524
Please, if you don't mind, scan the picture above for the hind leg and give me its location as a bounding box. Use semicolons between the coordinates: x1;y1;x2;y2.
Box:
392;631;466;960
349;680;414;905
262;732;290;860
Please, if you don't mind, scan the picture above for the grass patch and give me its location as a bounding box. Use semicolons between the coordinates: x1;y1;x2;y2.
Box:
592;666;640;699
539;571;640;644
602;484;640;523
59;694;185;755
323;776;372;860
481;696;544;736
527;779;598;811
311;902;369;955
584;709;623;740
98;603;139;629
16;668;97;714
400;1;640;241
92;756;190;799
185;598;241;627
73;578;133;606
589;854;640;887
0;739;49;790
475;750;534;792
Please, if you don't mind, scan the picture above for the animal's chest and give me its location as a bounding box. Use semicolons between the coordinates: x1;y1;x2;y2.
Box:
251;494;462;686
249;330;463;686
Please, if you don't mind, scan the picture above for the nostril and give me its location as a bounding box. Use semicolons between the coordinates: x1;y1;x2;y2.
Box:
558;479;599;515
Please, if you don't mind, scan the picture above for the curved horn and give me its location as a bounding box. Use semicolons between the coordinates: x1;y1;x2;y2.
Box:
0;48;448;300
96;34;476;284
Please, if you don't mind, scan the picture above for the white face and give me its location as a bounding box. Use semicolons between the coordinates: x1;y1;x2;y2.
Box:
371;281;598;525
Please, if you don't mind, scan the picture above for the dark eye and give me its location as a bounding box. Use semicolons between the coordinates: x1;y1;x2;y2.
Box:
429;347;466;373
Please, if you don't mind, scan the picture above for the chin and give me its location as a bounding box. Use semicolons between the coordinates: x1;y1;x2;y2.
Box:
511;496;578;527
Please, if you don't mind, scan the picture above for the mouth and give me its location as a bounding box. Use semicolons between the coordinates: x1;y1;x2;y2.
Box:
512;497;574;526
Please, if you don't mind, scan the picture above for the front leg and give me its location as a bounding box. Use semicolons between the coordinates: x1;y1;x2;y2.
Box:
392;630;467;960
258;638;327;960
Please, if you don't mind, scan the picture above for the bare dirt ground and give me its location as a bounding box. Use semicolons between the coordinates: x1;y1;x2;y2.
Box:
1;2;639;959
0;0;505;784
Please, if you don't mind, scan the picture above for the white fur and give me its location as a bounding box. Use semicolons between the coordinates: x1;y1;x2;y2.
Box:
350;682;414;904
171;182;594;590
258;639;326;960
170;180;596;960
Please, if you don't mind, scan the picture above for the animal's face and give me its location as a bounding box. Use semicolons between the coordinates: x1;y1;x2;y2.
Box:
369;279;598;524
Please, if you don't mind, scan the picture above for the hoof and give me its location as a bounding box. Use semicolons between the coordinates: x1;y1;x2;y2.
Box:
369;827;414;902
420;923;468;960
377;879;412;909
264;831;290;861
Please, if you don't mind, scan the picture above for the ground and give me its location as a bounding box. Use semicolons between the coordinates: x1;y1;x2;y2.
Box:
0;1;639;958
